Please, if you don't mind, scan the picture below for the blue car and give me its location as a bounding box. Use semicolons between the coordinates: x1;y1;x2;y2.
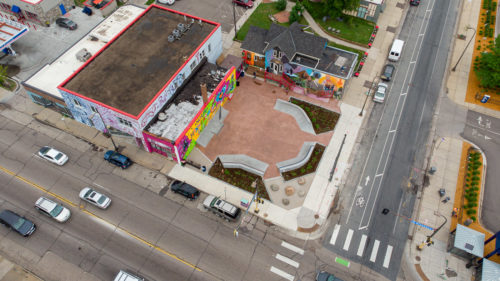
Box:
104;150;132;169
0;210;36;237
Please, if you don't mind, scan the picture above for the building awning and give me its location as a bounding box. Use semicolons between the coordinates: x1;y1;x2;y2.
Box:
11;5;20;13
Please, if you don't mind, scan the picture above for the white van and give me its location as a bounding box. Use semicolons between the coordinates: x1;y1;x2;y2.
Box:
388;39;404;61
114;270;145;281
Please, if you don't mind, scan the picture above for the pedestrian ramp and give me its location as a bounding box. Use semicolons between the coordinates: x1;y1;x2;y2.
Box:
268;241;305;281
329;224;394;269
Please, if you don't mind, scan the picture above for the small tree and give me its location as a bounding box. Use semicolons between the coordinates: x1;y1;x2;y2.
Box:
474;36;500;91
277;0;287;11
0;65;8;87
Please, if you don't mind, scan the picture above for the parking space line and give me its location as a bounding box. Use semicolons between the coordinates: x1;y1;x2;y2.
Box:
270;266;295;281
330;224;341;245
343;229;354;251
357;235;367;256
275;254;299;268
370;240;380;262
281;241;304;255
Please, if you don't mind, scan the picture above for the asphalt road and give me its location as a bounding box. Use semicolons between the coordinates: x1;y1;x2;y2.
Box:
462;111;500;233
323;0;459;280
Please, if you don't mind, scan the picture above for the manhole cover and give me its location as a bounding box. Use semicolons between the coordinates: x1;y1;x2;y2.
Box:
415;256;421;262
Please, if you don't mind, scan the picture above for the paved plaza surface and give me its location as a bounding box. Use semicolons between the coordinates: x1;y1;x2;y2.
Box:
199;75;340;179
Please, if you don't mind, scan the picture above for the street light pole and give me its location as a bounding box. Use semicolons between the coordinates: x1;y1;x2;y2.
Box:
359;74;377;116
451;26;476;72
94;110;119;152
232;2;237;37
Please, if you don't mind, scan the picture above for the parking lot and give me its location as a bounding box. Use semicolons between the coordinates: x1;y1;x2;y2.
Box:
155;0;249;33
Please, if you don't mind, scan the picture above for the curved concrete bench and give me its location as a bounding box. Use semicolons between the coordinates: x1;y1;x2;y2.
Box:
274;99;315;135
219;154;268;177
276;142;316;173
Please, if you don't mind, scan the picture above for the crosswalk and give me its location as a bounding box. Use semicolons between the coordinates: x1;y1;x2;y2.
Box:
269;241;305;281
329;224;394;269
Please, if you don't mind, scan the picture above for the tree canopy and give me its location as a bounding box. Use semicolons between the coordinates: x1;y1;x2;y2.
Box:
475;36;500;91
324;0;360;19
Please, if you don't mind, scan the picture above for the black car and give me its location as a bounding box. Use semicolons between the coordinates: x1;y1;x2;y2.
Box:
410;0;420;6
0;210;36;237
104;150;132;169
170;180;200;200
381;64;395;81
316;271;343;281
56;18;78;30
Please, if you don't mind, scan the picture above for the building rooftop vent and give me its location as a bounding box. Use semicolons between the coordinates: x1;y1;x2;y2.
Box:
168;34;175;43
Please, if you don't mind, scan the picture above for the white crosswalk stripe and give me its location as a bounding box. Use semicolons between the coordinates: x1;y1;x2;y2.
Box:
383;245;393;268
275;254;299;268
343;229;354;251
370;240;380;262
330;224;341;245
357;234;367;257
270;266;294;281
281;241;304;255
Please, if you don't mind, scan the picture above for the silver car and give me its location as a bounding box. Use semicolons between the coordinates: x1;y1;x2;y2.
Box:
35;197;71;223
79;187;111;209
38;146;69;166
373;83;388;103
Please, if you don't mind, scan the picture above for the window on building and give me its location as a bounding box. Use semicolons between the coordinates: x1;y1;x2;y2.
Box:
208;43;211;52
357;6;368;19
117;117;132;127
273;49;277;57
31;94;52;106
90;106;98;113
190;61;196;71
0;3;11;11
201;50;206;58
24;11;39;20
73;99;82;107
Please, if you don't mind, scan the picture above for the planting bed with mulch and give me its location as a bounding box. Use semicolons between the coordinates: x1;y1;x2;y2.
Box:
282;143;325;181
208;158;270;200
290;97;340;134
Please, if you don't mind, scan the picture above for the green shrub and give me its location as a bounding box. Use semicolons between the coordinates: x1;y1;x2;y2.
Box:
471;216;477;222
276;0;287;11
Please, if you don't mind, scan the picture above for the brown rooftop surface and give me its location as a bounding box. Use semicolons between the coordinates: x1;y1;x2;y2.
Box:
63;6;217;116
198;76;340;179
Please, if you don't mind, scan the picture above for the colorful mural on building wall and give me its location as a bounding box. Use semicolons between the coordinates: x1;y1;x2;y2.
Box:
174;66;236;160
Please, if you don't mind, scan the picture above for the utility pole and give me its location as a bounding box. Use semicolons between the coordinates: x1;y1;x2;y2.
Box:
359;74;378;116
452;26;476;72
417;213;447;250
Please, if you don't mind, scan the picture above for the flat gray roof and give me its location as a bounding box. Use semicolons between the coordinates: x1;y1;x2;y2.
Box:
61;5;218;116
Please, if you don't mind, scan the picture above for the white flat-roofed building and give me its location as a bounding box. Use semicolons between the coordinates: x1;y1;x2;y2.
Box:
22;5;144;116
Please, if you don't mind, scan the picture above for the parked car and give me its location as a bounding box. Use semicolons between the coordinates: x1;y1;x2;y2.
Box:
316;271;343;281
373;83;388;103
170;180;200;200
410;0;420;6
157;0;175;5
203;195;240;221
0;210;36;237
104;150;132;169
79;187;111;209
56;18;77;30
35;197;71;223
38;146;69;166
113;270;145;281
233;0;253;8
381;64;395;81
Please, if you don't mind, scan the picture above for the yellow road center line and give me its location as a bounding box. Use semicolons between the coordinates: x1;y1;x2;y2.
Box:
0;164;201;272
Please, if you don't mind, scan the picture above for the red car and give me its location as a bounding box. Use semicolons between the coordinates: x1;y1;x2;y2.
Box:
233;0;253;8
410;0;420;6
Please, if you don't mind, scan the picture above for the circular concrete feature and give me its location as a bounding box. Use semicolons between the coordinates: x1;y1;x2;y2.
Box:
282;198;290;205
285;186;295;196
271;184;279;191
298;177;306;185
298;190;306;197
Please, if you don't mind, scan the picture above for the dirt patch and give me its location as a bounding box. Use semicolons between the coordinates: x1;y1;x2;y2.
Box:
208;158;270;200
273;11;290;23
282;143;325;181
290;97;340;134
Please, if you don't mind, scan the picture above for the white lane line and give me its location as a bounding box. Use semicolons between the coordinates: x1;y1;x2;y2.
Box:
275;254;299;268
383;245;393;268
370;240;380;262
343;229;354;251
357;235;368;256
375;174;384;178
270;266;294;281
281;241;304;255
388;129;396;133
401;92;407;96
330;224;341;245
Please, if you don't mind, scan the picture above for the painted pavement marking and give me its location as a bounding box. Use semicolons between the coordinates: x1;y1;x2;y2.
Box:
357;234;368;257
383;245;393;268
275;254;299;268
270;266;294;281
343;229;354;251
330;224;341;245
370;240;380;262
281;241;304;255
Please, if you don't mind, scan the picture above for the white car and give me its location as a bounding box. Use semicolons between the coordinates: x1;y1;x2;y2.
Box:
38;146;69;165
157;0;175;5
79;187;111;209
35;197;71;223
373;82;388;103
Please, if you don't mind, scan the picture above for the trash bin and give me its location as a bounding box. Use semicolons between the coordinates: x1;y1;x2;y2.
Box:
82;6;93;16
